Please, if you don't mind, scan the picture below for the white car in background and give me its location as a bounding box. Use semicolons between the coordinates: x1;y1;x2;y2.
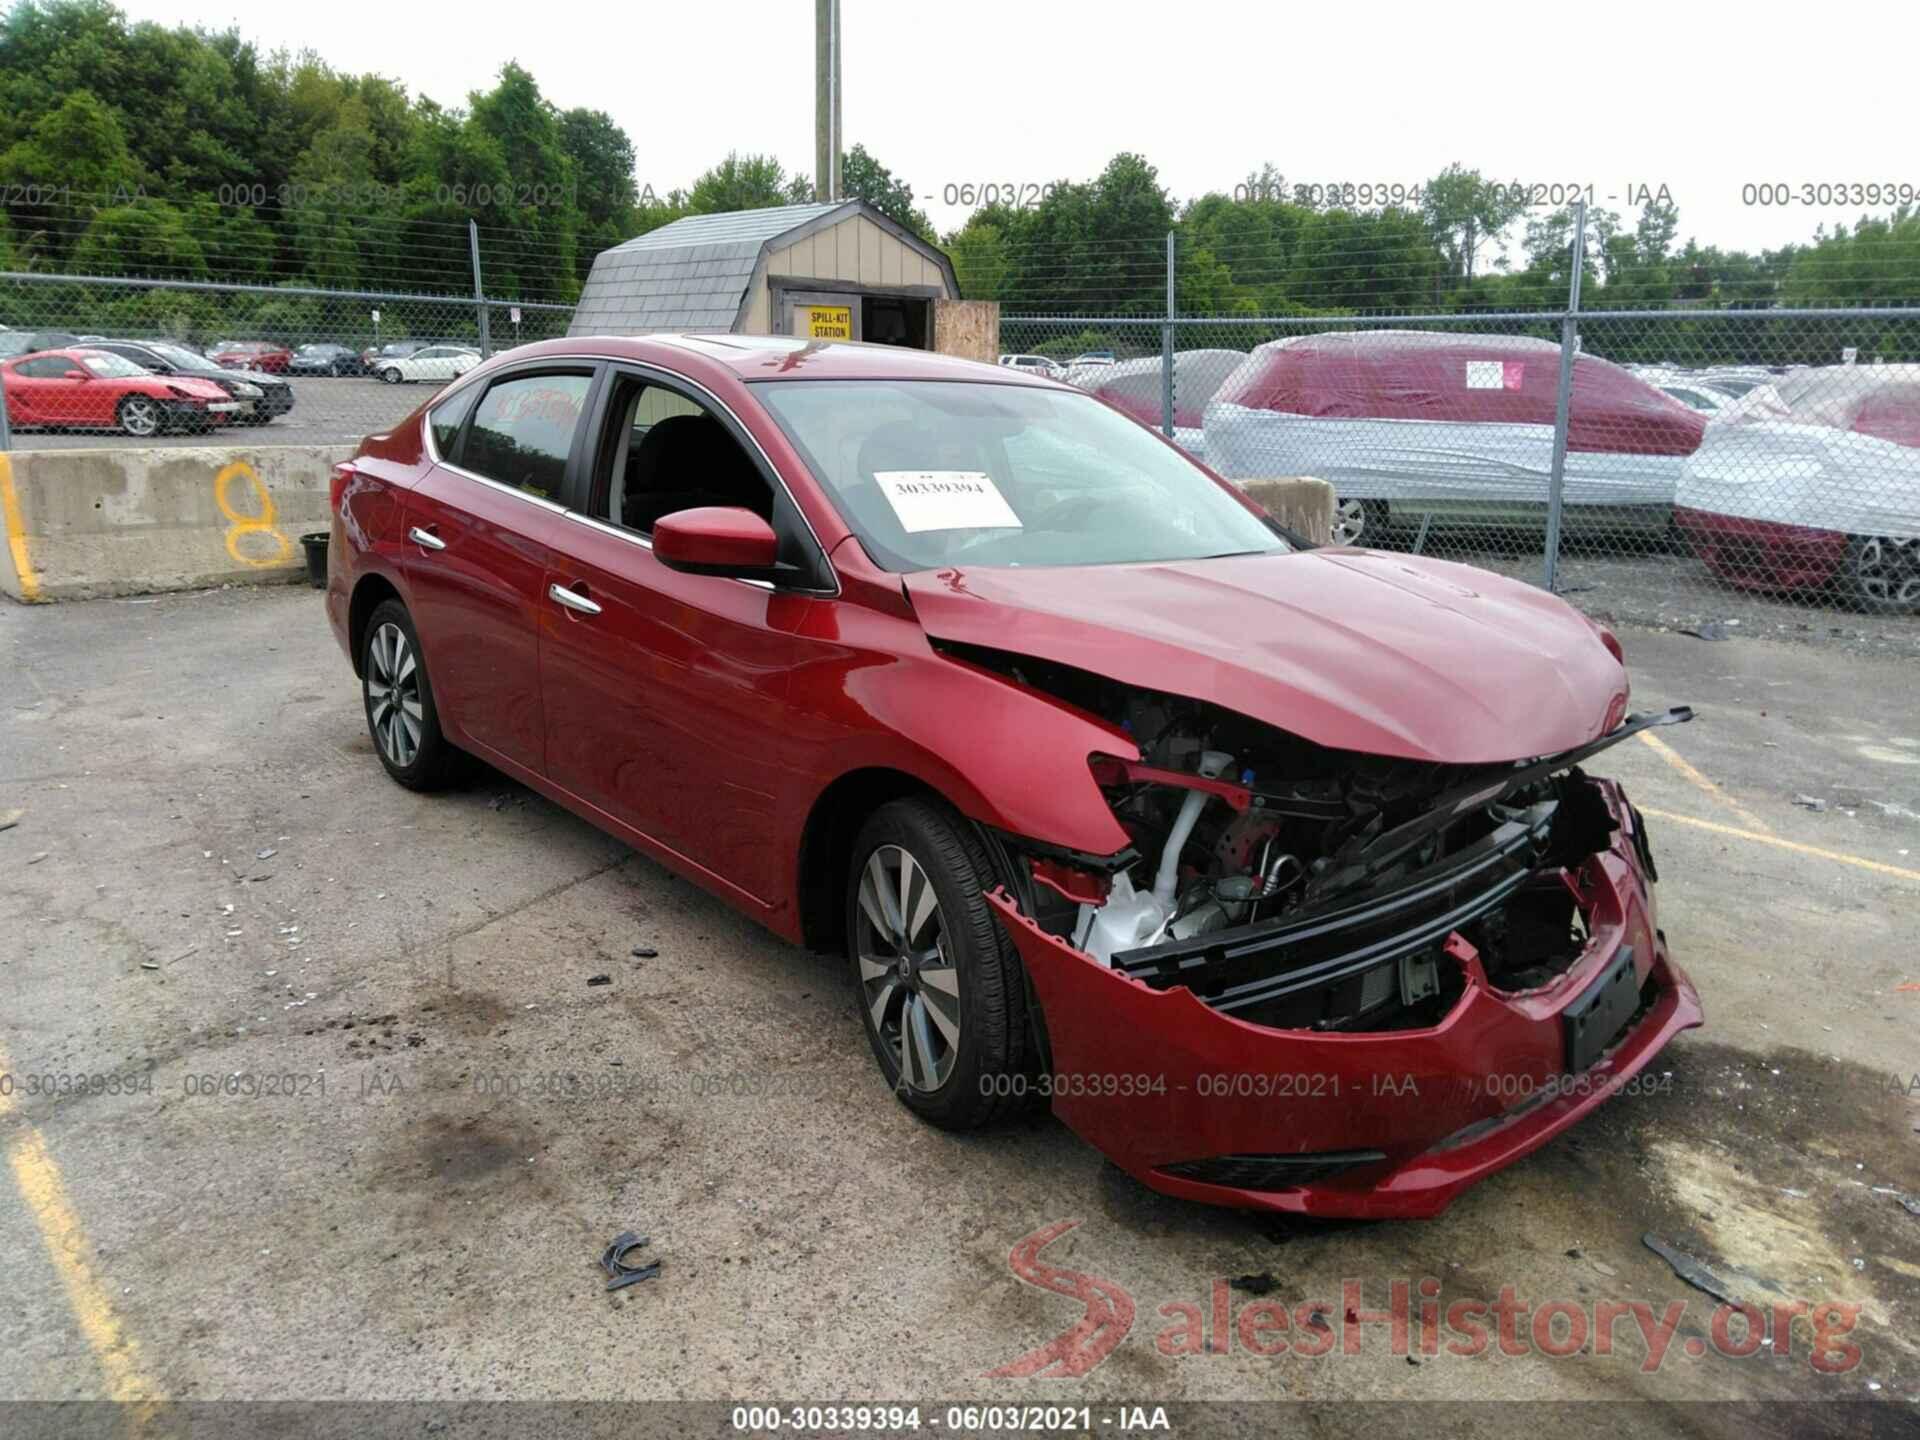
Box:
997;353;1067;378
375;345;480;385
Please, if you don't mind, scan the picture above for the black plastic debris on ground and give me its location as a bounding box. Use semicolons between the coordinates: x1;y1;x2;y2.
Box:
600;1231;660;1292
631;946;659;959
1679;621;1736;641
1642;1232;1747;1309
586;974;611;987
1229;1273;1278;1296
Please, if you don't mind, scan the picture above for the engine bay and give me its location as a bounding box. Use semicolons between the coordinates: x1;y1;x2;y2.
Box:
943;640;1689;1033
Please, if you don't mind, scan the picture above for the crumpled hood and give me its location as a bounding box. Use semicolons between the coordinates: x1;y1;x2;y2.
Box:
905;550;1628;765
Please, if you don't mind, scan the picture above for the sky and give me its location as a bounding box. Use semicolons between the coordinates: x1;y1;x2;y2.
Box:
119;0;1919;255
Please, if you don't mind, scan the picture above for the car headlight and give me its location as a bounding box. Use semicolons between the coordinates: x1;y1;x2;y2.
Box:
235;382;262;397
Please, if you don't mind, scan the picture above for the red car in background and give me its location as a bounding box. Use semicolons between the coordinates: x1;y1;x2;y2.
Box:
326;334;1699;1219
2;348;241;436
208;340;293;374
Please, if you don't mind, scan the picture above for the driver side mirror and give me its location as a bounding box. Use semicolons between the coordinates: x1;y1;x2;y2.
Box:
653;506;781;580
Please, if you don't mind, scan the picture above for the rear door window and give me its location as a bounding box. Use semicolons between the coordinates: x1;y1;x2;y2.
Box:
461;372;595;501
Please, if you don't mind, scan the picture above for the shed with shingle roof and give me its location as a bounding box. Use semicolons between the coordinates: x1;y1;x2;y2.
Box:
568;200;959;347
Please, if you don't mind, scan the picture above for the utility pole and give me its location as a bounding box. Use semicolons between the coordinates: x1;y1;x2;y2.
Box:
814;0;841;202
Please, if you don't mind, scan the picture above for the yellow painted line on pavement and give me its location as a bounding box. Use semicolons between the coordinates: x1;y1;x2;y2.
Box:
0;1044;159;1417
1639;805;1920;886
1637;729;1776;836
0;452;43;602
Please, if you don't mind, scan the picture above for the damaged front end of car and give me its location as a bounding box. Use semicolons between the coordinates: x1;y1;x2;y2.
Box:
949;641;1705;1220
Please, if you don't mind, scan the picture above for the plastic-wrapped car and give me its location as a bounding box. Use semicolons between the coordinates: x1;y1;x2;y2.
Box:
1204;331;1707;544
1074;349;1246;462
1675;366;1920;613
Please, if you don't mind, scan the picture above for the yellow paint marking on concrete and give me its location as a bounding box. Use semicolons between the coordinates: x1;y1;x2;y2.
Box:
1639;805;1920;886
214;459;293;568
1637;729;1776;836
0;451;43;602
1;1049;160;1415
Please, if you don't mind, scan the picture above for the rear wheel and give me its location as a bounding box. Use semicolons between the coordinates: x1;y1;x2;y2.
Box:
117;395;162;438
1842;534;1920;614
1332;497;1388;546
361;600;467;790
846;798;1035;1130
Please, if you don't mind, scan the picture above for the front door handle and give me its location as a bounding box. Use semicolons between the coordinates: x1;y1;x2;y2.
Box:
549;583;601;616
408;525;446;552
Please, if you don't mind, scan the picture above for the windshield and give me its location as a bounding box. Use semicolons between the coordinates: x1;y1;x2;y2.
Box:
755;379;1290;571
148;343;212;370
81;354;149;379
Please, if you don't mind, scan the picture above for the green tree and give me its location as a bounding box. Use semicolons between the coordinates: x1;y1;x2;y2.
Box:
70;202;208;278
0;89;143;199
840;143;932;240
560;106;639;261
1421;164;1525;292
687;152;811;214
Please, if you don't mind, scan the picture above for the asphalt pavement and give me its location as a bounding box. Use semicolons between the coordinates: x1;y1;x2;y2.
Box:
1;585;1916;1433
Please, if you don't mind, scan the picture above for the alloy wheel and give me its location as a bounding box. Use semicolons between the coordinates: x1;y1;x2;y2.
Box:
855;844;962;1093
120;397;161;437
1852;536;1920;612
366;621;424;767
1332;497;1368;545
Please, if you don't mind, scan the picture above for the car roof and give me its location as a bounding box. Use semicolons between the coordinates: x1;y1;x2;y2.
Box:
502;333;1049;386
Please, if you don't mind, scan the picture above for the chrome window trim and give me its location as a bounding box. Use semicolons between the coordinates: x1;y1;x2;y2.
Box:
422;352;836;597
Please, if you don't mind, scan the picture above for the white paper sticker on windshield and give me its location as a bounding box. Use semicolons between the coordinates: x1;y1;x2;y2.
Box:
873;471;1023;533
1465;360;1505;389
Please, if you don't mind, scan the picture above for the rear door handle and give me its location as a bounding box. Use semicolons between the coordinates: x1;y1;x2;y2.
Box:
549;583;601;616
408;525;446;552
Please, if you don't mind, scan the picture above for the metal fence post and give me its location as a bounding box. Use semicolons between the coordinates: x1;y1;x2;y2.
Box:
1162;231;1176;438
0;377;11;451
1542;199;1586;592
469;220;492;359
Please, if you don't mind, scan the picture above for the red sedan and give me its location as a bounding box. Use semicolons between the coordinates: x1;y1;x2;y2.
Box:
2;348;241;436
325;335;1700;1219
209;340;293;374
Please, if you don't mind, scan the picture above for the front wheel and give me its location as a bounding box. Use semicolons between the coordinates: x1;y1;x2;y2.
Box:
1332;497;1388;546
1842;534;1920;614
117;395;162;438
360;600;467;790
379;367;402;385
846;798;1036;1129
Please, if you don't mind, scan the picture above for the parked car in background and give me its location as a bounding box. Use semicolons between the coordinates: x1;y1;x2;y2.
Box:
1676;366;1920;613
86;339;295;424
998;353;1067;378
373;344;479;385
326;333;1697;1220
1072;348;1247;462
0;329;81;359
1069;350;1116;366
2;348;241;436
1205;331;1707;545
208;340;293;374
287;343;368;377
361;340;435;371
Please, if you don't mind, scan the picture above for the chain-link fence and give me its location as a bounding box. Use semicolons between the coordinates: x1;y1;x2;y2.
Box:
0;185;577;452
1003;258;1920;633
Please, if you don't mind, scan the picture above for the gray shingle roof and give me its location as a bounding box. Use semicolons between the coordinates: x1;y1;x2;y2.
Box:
568;202;861;337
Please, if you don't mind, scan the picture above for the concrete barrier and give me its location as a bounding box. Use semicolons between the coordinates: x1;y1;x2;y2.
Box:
0;444;352;603
1239;476;1336;546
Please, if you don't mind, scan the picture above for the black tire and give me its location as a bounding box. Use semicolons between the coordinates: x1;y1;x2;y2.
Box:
360;599;468;790
116;395;163;439
1840;534;1920;615
329;359;345;377
379;367;402;385
845;797;1036;1130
